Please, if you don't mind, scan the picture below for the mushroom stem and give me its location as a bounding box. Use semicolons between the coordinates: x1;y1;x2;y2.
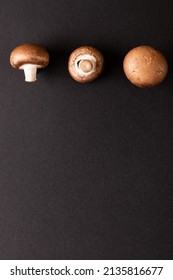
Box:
20;64;39;82
79;60;93;73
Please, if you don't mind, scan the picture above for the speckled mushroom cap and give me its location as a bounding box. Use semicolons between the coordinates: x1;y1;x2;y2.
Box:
10;43;49;68
68;46;104;83
123;45;168;88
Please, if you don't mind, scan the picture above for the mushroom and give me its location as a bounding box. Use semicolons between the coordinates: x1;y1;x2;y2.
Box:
123;45;168;88
10;43;50;82
68;46;104;83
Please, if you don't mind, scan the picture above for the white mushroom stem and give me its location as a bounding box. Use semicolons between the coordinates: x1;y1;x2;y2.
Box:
19;64;40;82
79;60;93;73
75;54;97;77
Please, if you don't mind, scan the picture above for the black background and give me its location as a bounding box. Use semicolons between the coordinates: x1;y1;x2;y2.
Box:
0;0;173;260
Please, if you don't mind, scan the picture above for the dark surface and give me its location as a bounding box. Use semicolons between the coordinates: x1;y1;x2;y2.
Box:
0;0;173;260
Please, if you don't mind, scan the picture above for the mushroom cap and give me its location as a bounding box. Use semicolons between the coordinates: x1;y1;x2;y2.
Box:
68;46;104;83
123;45;168;88
10;43;50;69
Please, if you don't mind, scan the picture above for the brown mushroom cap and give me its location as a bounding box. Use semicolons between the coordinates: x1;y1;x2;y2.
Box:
10;43;50;69
123;45;168;88
68;46;104;83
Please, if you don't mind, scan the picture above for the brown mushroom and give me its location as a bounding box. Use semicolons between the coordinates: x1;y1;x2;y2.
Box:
10;43;50;82
123;45;168;88
68;46;104;83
